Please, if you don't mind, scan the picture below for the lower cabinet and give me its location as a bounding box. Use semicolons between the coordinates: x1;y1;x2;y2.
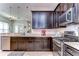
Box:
53;39;62;56
10;37;52;51
53;39;64;56
1;36;10;50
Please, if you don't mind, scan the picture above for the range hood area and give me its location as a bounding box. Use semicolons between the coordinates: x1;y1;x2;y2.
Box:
0;3;79;56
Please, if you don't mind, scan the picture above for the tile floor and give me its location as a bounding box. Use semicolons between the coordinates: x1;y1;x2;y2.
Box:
0;51;59;56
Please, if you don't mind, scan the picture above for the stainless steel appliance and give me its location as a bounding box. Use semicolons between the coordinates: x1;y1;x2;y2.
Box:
59;8;74;26
64;31;78;42
66;8;74;23
63;31;79;56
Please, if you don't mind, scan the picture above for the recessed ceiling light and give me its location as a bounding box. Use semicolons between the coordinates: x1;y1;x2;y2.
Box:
17;6;20;8
9;6;12;8
26;6;28;8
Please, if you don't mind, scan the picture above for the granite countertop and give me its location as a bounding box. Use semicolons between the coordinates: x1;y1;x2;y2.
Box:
0;33;63;37
53;38;79;50
53;39;62;44
0;34;52;37
64;42;79;50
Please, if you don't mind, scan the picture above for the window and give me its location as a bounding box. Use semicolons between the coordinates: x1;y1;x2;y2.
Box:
15;25;19;33
14;24;24;33
0;22;9;33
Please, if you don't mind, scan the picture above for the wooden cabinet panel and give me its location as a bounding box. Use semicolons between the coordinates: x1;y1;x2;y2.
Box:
73;3;79;23
51;12;54;28
10;37;52;51
11;40;17;50
1;36;10;50
52;11;61;28
54;3;74;28
66;3;73;10
53;12;56;28
60;4;64;12
32;11;52;29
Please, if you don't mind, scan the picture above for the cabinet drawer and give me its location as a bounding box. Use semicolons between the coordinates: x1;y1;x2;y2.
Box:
1;36;10;40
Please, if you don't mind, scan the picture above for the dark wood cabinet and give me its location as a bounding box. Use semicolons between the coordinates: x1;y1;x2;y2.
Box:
50;12;54;28
32;11;52;29
52;11;63;28
54;4;65;28
10;37;52;51
32;3;75;29
66;3;74;10
54;3;74;28
72;3;79;23
52;12;56;28
50;11;61;28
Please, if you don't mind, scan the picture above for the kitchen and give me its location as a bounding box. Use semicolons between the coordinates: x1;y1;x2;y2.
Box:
0;3;79;56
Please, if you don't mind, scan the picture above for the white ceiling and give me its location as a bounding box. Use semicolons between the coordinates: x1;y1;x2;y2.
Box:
0;3;58;20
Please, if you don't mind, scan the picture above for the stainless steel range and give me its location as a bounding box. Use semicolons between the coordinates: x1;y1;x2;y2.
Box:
63;31;79;42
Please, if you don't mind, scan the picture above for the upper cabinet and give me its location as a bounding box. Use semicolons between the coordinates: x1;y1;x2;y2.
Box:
32;3;79;29
73;3;79;23
32;11;53;29
54;3;74;28
66;3;74;10
52;3;79;28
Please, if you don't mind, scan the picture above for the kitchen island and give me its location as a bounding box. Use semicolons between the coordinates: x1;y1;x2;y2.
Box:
63;42;79;56
1;34;53;51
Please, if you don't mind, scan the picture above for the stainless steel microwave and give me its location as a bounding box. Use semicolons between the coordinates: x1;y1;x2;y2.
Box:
59;8;74;26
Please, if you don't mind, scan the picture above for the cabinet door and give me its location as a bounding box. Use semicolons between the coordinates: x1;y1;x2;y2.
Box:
17;38;27;50
26;38;34;51
53;11;61;28
33;39;43;50
55;12;57;28
10;38;18;50
66;3;74;10
1;36;10;50
11;37;26;51
33;37;51;51
60;4;64;12
56;12;61;28
55;4;65;28
53;12;56;28
64;3;68;12
50;12;54;28
75;4;79;20
32;12;52;29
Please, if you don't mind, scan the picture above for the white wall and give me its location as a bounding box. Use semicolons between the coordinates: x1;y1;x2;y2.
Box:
1;37;10;50
0;16;13;33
